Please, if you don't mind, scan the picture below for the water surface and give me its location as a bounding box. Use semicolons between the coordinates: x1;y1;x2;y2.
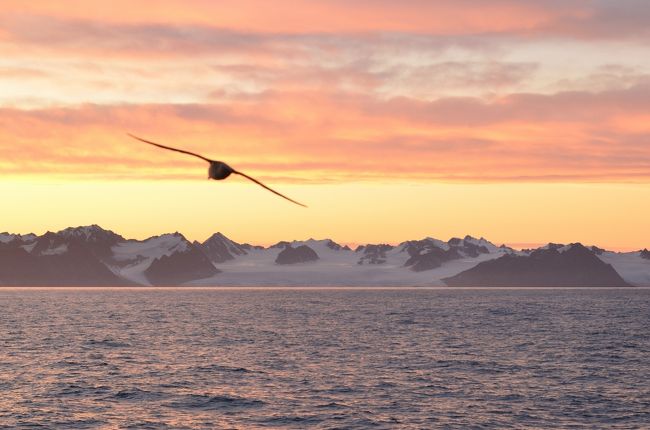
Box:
1;288;649;429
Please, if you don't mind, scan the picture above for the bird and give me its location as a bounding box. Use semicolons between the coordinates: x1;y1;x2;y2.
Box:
127;133;307;207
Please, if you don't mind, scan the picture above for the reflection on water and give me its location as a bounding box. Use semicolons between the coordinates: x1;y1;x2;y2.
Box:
0;288;649;429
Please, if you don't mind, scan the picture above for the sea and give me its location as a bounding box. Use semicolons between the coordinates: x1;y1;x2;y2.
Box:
0;288;649;429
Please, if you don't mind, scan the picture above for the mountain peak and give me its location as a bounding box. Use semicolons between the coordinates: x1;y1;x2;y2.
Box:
0;232;37;244
205;232;229;241
200;231;247;263
444;242;630;287
58;225;123;243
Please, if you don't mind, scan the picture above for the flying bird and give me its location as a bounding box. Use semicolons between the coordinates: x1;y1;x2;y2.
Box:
128;134;307;207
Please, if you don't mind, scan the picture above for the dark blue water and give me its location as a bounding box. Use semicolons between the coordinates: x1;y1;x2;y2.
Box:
0;288;649;429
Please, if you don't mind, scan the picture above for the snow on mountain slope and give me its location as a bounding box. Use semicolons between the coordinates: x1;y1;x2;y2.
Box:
445;244;630;287
199;232;248;263
598;251;650;287
40;244;69;256
0;233;37;244
58;225;123;243
110;233;192;285
533;243;650;287
0;234;14;244
21;242;38;253
2;225;647;287
460;236;503;253
189;238;509;286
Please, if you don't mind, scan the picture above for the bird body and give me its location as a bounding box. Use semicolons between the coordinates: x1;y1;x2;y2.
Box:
208;161;234;180
128;134;306;207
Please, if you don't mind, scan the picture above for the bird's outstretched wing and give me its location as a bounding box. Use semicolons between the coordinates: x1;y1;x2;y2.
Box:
234;170;307;208
128;133;213;163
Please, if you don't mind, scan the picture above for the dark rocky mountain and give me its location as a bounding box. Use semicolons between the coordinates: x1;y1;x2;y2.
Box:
590;246;606;255
356;244;394;265
270;239;348;252
199;232;248;263
405;247;461;272
0;232;36;244
270;241;292;249
0;226;220;286
58;225;124;244
325;240;351;251
0;225;131;285
444;244;630;287
275;245;319;264
0;240;128;286
240;243;265;251
1;226;646;287
399;236;494;272
447;236;491;257
34;225;124;261
145;244;219;286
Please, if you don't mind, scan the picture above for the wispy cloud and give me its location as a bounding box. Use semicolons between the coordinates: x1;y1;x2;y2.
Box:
2;82;649;182
1;1;649;185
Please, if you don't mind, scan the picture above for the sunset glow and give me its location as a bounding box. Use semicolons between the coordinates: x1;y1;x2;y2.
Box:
2;1;649;249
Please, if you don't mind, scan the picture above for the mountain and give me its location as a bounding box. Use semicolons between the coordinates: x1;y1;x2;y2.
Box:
444;244;630;287
0;231;127;286
191;237;514;286
0;227;218;286
356;244;395;265
400;236;499;272
145;244;220;285
0;232;37;243
109;232;219;286
0;226;648;286
198;232;248;263
275;245;319;264
596;248;650;287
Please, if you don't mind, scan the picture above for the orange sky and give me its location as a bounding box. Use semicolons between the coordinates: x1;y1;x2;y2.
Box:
1;1;649;249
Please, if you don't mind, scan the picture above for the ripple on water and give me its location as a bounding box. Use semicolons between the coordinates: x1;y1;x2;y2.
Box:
192;363;258;374
110;388;167;401
84;338;131;348
0;288;648;429
166;394;265;411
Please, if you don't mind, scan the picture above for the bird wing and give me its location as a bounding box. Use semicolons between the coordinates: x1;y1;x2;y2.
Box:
127;133;213;163
234;170;307;208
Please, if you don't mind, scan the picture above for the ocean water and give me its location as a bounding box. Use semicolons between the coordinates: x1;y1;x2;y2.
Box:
0;288;649;429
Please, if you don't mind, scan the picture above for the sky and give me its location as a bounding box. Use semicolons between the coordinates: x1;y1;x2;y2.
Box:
1;0;649;250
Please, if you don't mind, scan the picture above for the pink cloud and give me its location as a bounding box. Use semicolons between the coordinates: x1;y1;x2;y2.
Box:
1;84;649;183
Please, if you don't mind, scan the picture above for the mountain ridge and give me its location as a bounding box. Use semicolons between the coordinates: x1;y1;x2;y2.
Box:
0;225;648;287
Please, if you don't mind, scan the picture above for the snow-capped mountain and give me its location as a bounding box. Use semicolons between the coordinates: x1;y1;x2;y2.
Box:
58;224;124;243
0;226;218;286
197;232;249;263
276;245;320;264
444;243;630;287
0;225;648;287
110;232;218;285
597;248;650;287
0;232;37;244
0;227;126;286
189;236;515;286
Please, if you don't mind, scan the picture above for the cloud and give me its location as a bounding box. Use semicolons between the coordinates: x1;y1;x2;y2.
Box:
1;84;649;183
542;0;650;39
1;1;649;184
0;1;569;35
0;67;49;78
0;15;267;57
2;3;648;109
2;1;649;46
